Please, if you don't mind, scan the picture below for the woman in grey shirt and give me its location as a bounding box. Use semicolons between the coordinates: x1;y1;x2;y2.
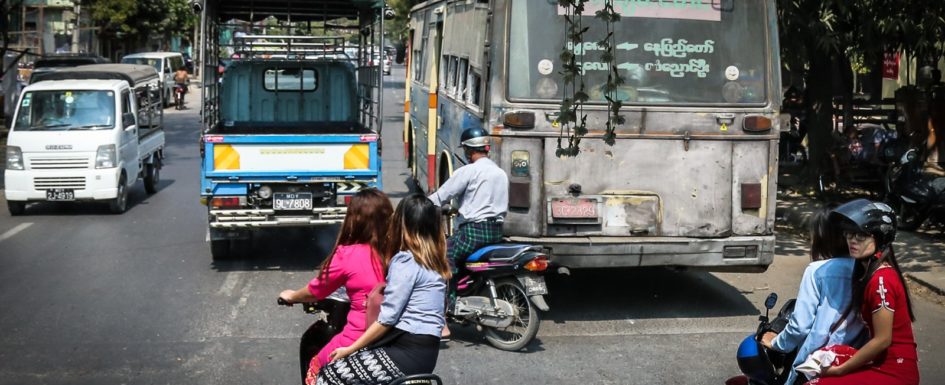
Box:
317;194;451;385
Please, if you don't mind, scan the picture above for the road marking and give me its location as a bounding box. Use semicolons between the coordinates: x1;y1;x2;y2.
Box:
0;223;32;243
217;272;242;296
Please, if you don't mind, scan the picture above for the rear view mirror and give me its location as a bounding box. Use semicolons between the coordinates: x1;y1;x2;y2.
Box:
122;112;136;128
764;293;778;310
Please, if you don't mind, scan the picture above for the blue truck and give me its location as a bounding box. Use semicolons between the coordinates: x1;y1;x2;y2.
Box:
197;28;385;259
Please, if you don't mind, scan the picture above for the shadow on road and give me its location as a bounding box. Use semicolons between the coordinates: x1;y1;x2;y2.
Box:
210;226;340;272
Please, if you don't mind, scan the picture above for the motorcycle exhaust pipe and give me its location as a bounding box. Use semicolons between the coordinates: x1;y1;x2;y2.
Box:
529;295;550;312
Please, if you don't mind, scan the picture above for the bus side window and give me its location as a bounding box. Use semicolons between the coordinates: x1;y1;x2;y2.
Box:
469;70;481;107
458;58;469;100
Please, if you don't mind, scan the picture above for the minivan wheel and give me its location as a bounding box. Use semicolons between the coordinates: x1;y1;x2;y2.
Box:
109;174;129;214
7;201;26;216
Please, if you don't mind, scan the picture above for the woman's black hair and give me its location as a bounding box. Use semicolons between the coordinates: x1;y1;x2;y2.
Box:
809;205;847;261
831;244;916;332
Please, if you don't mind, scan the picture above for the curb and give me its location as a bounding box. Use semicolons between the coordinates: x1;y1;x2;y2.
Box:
904;273;945;298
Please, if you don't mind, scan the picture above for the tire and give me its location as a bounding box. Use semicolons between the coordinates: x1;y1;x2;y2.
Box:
109;174;129;214
897;201;927;231
144;160;161;194
483;279;541;351
163;90;170;108
210;239;231;260
7;201;26;216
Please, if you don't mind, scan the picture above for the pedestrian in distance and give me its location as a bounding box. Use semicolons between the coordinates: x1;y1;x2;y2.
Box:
318;194;451;385
808;199;919;385
760;206;866;385
278;188;393;385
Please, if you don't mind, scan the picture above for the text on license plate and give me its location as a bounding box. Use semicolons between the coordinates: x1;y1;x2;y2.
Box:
550;198;598;218
519;275;548;295
273;193;313;210
46;189;75;201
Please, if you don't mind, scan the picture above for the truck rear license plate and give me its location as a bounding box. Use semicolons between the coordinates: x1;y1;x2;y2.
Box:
550;198;597;218
273;193;313;211
46;189;75;201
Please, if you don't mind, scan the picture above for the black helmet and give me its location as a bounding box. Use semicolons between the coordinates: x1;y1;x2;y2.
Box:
830;199;897;249
460;127;490;149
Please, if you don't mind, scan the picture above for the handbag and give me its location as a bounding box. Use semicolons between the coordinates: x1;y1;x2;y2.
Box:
364;282;386;326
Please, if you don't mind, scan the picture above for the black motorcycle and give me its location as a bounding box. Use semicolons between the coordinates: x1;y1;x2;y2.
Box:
727;293;798;385
885;149;945;230
174;83;187;110
277;296;444;385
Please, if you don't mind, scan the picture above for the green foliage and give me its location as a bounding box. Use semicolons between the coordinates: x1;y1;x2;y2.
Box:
556;0;590;157
86;0;197;44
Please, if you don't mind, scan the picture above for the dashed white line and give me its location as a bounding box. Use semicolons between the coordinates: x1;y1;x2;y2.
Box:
0;223;32;243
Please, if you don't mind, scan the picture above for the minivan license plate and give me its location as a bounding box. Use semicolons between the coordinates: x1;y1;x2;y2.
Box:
46;189;75;201
273;192;313;211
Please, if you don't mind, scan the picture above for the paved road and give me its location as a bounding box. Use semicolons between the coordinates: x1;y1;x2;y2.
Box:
1;67;943;384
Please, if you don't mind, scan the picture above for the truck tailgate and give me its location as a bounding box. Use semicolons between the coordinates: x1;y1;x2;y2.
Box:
201;133;380;190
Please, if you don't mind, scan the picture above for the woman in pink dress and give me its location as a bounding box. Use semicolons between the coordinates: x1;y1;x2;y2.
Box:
279;188;393;385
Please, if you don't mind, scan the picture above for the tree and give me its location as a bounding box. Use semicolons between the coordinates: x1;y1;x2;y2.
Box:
86;0;197;49
1;0;26;77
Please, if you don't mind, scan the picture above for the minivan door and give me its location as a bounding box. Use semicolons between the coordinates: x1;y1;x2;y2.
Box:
119;89;140;179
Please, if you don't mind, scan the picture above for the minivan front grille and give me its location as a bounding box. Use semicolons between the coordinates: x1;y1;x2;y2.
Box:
29;157;90;170
34;177;87;190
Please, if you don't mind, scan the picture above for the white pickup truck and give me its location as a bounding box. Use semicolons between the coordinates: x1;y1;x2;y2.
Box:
4;64;165;214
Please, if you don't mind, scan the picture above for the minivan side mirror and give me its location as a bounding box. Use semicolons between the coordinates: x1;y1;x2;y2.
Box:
122;112;136;128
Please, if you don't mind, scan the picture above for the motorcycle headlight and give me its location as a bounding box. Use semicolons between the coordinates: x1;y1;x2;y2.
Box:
95;144;117;169
257;185;273;199
5;146;24;170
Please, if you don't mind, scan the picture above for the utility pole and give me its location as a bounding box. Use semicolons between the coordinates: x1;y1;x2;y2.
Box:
71;0;81;53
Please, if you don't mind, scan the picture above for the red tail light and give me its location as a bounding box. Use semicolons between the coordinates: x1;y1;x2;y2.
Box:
210;197;241;209
743;116;772;132
344;196;353;206
524;256;549;272
741;183;762;210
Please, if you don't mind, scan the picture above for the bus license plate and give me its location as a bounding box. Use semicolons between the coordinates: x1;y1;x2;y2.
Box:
550;198;597;218
273;193;313;211
519;275;547;295
46;189;75;201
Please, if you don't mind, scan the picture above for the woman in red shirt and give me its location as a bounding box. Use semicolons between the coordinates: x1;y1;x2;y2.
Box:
809;199;919;385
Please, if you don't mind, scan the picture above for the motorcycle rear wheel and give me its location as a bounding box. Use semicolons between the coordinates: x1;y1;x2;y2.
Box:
483;278;540;351
897;201;927;231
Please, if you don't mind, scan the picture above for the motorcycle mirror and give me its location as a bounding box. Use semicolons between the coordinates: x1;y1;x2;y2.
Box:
903;149;917;164
764;293;778;310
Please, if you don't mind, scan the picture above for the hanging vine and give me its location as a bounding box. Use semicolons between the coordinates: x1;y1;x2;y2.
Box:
556;0;622;155
595;0;624;145
556;0;589;157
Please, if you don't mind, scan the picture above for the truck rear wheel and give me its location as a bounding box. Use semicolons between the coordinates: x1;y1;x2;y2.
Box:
7;201;26;216
144;160;161;194
109;174;129;214
210;239;231;260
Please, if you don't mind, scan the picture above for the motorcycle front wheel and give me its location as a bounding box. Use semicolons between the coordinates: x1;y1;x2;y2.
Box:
897;200;927;231
483;278;540;351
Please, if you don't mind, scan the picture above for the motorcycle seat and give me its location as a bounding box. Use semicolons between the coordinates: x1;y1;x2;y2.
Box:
466;243;538;263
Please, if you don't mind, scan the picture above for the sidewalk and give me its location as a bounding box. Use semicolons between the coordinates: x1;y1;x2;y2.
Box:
777;194;945;297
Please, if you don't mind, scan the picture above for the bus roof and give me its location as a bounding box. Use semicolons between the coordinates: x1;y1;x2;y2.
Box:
29;64;160;85
207;0;384;21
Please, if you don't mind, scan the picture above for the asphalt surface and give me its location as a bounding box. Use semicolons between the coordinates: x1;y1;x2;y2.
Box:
1;66;944;385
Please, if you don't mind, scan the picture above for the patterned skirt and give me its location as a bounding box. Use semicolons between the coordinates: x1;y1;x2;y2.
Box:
316;329;439;385
448;220;504;266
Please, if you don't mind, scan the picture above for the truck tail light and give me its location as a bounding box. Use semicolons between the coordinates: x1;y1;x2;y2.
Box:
743;116;772;133
210;197;241;209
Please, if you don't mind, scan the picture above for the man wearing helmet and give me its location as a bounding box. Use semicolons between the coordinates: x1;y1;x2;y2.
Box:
428;127;509;339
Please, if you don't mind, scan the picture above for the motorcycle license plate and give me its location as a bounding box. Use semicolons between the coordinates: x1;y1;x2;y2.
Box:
518;275;547;296
273;192;313;211
46;189;75;201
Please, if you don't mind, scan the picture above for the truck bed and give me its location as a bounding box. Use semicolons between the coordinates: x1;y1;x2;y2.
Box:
206;121;374;135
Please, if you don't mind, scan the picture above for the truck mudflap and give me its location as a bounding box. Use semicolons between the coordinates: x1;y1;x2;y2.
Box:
209;206;347;228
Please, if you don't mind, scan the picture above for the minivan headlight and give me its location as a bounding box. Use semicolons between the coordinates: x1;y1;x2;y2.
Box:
95;144;117;169
5;146;24;170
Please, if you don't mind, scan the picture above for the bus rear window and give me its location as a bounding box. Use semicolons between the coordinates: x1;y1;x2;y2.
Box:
508;0;768;105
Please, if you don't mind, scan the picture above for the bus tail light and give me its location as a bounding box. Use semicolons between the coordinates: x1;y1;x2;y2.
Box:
503;111;536;129
743;116;772;133
741;183;762;210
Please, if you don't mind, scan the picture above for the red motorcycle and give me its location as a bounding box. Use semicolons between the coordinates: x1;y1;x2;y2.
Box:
174;83;187;110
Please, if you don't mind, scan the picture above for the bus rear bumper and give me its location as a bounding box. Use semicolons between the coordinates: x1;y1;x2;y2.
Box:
505;235;775;272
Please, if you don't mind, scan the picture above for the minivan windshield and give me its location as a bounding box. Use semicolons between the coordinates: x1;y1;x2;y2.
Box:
122;57;162;73
13;90;116;131
508;0;769;105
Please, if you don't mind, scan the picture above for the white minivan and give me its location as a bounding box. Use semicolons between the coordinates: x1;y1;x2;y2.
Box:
120;52;185;107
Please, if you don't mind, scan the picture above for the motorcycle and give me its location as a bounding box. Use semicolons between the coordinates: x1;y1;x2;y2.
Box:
442;206;559;352
174;83;187;110
885;148;945;230
277;295;443;385
726;293;798;385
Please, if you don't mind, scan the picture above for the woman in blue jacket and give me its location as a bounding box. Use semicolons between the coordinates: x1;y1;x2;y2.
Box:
760;207;866;385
